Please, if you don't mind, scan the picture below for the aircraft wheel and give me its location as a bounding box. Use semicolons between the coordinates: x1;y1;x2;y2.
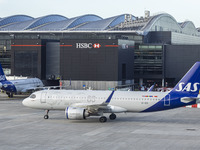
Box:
10;93;13;98
99;116;107;123
6;92;10;98
109;113;116;120
44;115;49;119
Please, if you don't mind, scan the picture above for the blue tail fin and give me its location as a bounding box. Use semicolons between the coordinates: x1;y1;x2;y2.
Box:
143;62;200;112
0;63;7;82
172;62;200;96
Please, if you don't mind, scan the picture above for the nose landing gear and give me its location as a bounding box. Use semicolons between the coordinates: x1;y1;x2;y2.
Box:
44;110;49;119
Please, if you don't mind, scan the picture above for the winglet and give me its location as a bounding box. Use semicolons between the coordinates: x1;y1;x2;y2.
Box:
105;90;115;104
147;83;155;92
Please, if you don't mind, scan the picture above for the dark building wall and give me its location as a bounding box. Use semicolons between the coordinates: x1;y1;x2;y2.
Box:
60;39;119;81
165;45;200;83
118;39;135;81
11;39;45;79
46;42;60;80
146;31;171;44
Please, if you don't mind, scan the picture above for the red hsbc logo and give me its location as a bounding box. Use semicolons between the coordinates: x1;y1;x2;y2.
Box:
93;43;101;48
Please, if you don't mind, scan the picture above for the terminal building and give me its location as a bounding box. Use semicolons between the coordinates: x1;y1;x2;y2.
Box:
0;11;200;90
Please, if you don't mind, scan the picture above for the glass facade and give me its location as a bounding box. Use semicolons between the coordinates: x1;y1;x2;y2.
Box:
0;40;11;70
14;51;38;77
134;45;163;76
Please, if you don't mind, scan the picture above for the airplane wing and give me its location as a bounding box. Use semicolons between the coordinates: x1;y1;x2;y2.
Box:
70;91;127;114
21;85;61;93
36;86;70;90
21;87;43;93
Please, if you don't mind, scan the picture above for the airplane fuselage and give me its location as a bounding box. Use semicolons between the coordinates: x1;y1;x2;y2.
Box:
1;78;43;94
23;90;194;113
22;62;200;122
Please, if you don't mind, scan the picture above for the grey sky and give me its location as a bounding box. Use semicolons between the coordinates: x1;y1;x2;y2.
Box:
1;0;200;27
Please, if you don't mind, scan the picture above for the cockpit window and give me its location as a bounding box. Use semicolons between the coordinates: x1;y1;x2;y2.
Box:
30;94;36;99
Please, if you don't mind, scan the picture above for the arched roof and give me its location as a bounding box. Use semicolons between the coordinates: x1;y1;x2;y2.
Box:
34;14;102;31
74;14;136;31
26;15;68;30
0;13;199;36
180;21;198;35
142;13;181;33
139;13;200;36
0;15;33;28
0;15;67;31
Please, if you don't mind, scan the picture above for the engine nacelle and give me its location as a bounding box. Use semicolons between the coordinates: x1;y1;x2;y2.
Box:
65;107;89;120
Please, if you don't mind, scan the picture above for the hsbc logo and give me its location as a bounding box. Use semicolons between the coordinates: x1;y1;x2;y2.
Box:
93;43;101;48
76;43;101;49
76;43;92;49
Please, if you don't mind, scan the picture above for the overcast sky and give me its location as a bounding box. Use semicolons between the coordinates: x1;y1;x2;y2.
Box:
1;0;200;27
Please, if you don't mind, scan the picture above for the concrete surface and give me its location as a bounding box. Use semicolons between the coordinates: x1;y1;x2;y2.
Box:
1;92;200;150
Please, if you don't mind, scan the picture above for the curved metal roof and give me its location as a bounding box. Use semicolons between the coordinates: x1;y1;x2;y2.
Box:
0;15;33;28
142;13;182;33
34;14;102;31
0;15;67;31
180;21;195;28
180;21;198;35
26;15;68;30
0;13;199;36
74;14;136;31
129;13;200;36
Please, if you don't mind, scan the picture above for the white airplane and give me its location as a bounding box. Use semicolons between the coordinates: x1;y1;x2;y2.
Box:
0;63;44;97
23;62;200;123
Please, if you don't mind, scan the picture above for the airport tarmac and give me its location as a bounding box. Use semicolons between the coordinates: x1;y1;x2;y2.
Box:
1;93;200;150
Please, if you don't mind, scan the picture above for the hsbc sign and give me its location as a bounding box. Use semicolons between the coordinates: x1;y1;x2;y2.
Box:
76;43;92;49
93;43;101;48
76;43;101;49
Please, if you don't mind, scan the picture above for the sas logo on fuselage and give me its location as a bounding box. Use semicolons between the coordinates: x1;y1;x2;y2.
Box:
175;82;200;92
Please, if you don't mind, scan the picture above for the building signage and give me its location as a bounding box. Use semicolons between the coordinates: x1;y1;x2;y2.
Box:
76;43;101;49
93;43;101;48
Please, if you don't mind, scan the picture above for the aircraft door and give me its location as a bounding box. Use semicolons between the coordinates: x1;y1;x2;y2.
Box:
40;92;47;103
164;94;170;106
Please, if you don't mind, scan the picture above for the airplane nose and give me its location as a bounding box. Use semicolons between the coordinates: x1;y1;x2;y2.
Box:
22;98;29;107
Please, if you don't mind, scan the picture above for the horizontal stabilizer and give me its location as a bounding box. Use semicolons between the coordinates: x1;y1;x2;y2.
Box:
181;97;200;103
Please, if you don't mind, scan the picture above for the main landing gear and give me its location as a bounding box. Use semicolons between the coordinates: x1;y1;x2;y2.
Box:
6;92;13;98
44;110;49;119
99;113;117;123
109;113;116;120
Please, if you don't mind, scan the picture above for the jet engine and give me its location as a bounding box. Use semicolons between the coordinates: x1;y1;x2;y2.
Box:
65;107;90;120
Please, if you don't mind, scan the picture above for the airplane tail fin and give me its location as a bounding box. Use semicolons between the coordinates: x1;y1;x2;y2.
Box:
171;62;200;96
0;63;7;82
143;62;200;112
